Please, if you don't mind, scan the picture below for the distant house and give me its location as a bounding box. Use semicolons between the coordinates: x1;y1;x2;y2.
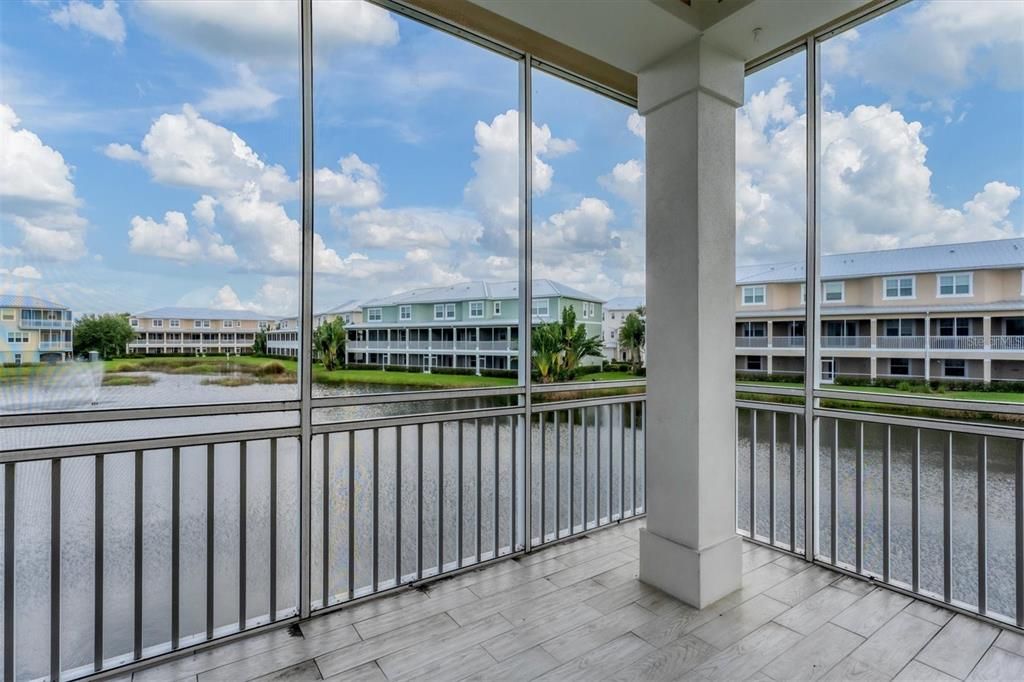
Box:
266;299;364;359
343;279;603;373
126;307;275;356
0;294;74;364
602;295;646;362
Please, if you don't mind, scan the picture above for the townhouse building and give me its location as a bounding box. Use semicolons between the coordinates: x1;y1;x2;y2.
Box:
343;279;603;372
0;294;74;364
602;295;646;362
266;300;363;359
126;307;274;356
734;238;1024;385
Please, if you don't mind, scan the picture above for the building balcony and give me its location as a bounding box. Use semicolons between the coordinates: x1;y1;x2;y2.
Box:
19;318;73;330
349;339;518;352
930;335;986;350
821;335;872;349
37;341;72;351
876;335;927;349
992;335;1024;351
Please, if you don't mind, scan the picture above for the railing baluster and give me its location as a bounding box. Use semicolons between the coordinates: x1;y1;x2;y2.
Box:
831;420;838;566
944;431;952;603
4;464;14;682
372;429;379;591
620;403;625;523
51;458;61;681
539;412;546;544
607;405;613;525
269;439;277;622
171;447;180;647
347;431;355;599
1016;439;1023;628
555;410;561;539
206;444;214;640
510;415;516;551
750;410;757;539
856;422;863;575
94;454;104;671
912;429;921;594
457;421;464;569
570;408;576;531
640;402;646;511
769;412;777;546
790;414;797;552
882;425;891;584
322;434;329;607
475;420;481;563
134;450;143;659
597;406;603;526
239;441;247;629
626;401;634;512
978;436;987;616
396;427;403;586
493;418;499;558
439;423;445;573
583;407;589;530
417;425;424;580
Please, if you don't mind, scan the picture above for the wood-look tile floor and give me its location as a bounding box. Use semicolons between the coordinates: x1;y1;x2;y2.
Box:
131;520;1024;681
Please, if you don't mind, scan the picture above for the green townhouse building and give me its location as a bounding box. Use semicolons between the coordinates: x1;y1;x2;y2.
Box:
344;279;604;372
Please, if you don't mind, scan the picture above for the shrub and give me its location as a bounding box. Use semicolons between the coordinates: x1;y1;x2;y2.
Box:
256;361;288;375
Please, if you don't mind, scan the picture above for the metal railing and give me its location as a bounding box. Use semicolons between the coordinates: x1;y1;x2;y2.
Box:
1;391;645;680
737;401;1024;632
37;341;72;351
19;319;73;330
875;336;926;349
992;336;1024;351
735;336;769;348
930;335;985;350
821;335;871;349
771;336;806;348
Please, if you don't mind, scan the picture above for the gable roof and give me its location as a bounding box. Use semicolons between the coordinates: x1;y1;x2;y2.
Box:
133;306;275;321
0;294;69;310
361;279;602;307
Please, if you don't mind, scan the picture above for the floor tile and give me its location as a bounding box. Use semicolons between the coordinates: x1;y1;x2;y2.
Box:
685;623;802;681
250;659;322;681
832;588;911;637
892;660;958;682
607;635;717;681
692;594;790;650
915;614;999;679
847;612;940;677
534;632;654;682
966;646;1024;681
761;623;863;681
774;586;860;636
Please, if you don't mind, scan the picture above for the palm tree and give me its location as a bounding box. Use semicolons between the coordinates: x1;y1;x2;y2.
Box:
313;318;346;371
531;305;604;382
619;311;646;373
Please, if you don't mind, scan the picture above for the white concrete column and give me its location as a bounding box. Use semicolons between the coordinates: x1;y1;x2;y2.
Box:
870;356;877;382
638;37;744;609
983;316;992;350
767;320;774;349
983;358;992;385
870;318;877;349
766;354;773;376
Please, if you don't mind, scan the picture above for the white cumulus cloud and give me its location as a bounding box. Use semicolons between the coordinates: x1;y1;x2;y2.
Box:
50;0;126;45
198;64;281;119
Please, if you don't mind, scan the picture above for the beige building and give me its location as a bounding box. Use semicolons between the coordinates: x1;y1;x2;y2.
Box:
266;300;364;359
127;307;274;356
735;238;1024;384
0;294;74;364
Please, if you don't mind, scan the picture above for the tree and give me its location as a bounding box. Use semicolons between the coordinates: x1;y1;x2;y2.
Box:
252;330;268;355
74;313;135;359
312;318;346;371
619;311;646;373
531;305;604;382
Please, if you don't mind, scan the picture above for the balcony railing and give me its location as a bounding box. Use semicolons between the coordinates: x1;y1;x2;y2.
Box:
735;336;769;348
736;401;1024;632
771;335;806;348
19;318;73;330
821;335;871;349
930;335;985;350
992;335;1024;351
349;339;517;352
875;335;926;349
1;392;644;680
37;341;72;351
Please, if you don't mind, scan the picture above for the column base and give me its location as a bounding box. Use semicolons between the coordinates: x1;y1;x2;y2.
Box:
638;529;742;609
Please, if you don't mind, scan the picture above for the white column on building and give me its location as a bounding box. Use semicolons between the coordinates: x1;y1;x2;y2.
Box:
869;318;877;349
983;316;992;350
983;358;992;384
870;356;877;381
924;314;931;382
637;37;744;608
767;320;773;348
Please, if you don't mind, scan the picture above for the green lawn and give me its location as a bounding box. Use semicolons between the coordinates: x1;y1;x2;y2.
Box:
571;371;641;382
313;367;515;388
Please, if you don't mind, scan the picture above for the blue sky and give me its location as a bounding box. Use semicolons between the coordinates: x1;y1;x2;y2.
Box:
0;0;1020;316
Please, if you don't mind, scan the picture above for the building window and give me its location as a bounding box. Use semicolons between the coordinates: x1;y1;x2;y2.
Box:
890;358;910;376
169;319;180;328
130;318;139;327
938;318;970;337
367;308;382;322
7;332;29;343
823;281;845;302
532;299;550;317
1;310;13;321
883;276;915;299
741;285;766;305
433;304;445;320
493;301;501;316
469;301;484;318
943;359;966;378
399;305;411;321
746;356;763;371
223;320;235;328
938;272;972;297
611;329;616;339
153;319;163;328
445;303;456;319
884;319;915;336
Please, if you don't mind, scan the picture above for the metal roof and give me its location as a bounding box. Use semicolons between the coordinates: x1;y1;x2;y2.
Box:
361;279;602;307
133;306;275;321
604;295;645;311
736;238;1024;285
0;294;69;310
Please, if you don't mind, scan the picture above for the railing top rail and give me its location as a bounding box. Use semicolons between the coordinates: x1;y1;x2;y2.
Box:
532;379;646;393
311;385;524;408
736;399;805;415
814;406;1024;440
0;399;302;429
311;404;525;434
736;383;804;397
1;426;301;464
813;387;1024;415
532;392;647;412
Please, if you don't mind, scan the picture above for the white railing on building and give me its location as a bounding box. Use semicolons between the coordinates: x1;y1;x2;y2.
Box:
875;336;926;349
821;335;871;349
20;319;73;330
930;335;985;350
735;336;769;348
991;336;1024;351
